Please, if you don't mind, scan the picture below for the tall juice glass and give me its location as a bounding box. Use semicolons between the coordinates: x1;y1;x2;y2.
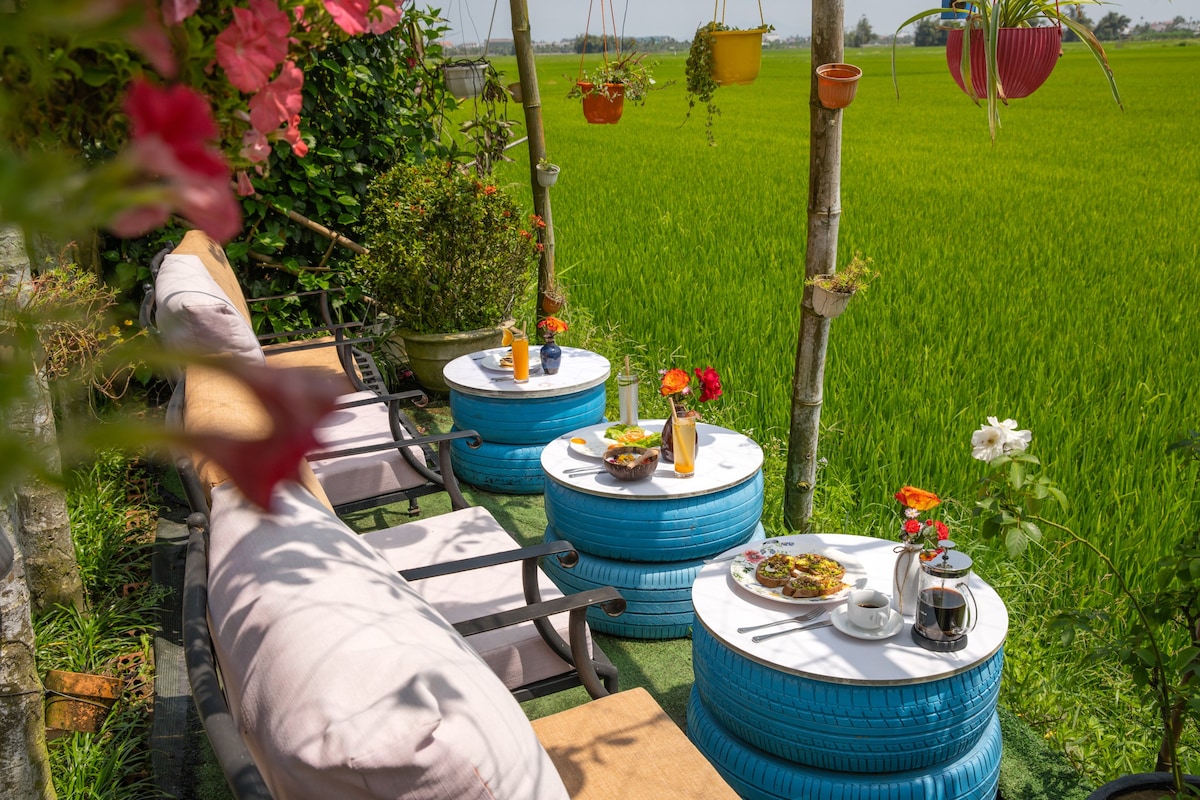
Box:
512;332;530;383
672;415;696;478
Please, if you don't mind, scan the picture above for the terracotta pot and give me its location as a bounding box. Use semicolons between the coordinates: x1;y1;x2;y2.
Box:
400;327;504;395
44;670;122;733
1085;772;1200;799
541;293;565;314
816;63;862;109
946;27;1062;100
578;82;625;124
709;27;768;86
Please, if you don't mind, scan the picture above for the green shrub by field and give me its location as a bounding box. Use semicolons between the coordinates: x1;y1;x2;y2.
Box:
489;41;1200;781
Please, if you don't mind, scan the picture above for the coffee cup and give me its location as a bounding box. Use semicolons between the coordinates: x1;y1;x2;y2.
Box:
846;589;891;631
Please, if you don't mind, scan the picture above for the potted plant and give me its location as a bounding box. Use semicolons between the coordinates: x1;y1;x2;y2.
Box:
968;422;1200;798
804;252;877;319
536;157;560;188
567;50;658;125
442;57;489;100
684;21;773;145
353;161;541;393
891;0;1122;141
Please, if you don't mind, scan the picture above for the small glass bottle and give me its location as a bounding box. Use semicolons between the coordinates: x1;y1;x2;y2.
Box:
617;369;639;426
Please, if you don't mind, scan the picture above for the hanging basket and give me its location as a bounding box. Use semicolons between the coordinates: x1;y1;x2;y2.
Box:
810;282;855;319
44;670;123;733
578;82;625;124
536;163;560;188
946;27;1062;100
709;27;768;86
442;60;488;100
816;63;862;109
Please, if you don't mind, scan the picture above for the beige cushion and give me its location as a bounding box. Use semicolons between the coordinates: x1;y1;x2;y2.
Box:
309;391;431;507
532;687;740;800
183;363;333;510
156;254;264;364
172;229;253;321
362;506;591;692
263;338;359;396
206;482;570;800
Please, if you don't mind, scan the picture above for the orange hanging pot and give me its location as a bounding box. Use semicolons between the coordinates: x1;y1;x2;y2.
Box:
816;63;862;109
946;26;1062;100
578;81;625;124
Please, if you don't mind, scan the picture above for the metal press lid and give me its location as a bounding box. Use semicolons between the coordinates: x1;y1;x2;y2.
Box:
921;545;973;579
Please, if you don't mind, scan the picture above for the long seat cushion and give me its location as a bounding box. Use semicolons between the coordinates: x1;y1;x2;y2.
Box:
531;687;740;800
361;506;590;692
263;338;359;396
309;390;431;507
206;481;570;800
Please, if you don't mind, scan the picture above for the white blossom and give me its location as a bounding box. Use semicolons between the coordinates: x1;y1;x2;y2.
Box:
972;423;1007;461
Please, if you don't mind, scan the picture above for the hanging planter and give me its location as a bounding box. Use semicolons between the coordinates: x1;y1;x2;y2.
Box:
946;26;1062;100
507;81;523;103
577;82;625;124
536;159;561;187
442;59;489;99
805;253;878;320
816;63;862;109
44;670;123;733
709;27;769;86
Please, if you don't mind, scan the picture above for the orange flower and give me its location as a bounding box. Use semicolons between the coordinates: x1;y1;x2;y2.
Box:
531;214;546;229
483;184;498;196
660;368;691;396
538;316;568;333
894;486;941;511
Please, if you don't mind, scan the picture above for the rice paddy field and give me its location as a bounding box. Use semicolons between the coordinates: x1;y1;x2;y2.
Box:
480;40;1200;783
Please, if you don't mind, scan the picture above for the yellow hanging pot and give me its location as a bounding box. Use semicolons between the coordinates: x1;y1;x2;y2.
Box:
709;27;768;86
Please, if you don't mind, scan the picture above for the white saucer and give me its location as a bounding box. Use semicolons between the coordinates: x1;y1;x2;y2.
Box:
829;605;904;640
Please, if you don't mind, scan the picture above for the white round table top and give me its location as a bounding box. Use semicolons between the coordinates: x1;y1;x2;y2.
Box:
443;346;610;399
692;533;1009;686
541;420;764;500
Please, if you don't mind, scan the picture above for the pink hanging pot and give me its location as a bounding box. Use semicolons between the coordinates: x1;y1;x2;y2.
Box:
946;26;1062;100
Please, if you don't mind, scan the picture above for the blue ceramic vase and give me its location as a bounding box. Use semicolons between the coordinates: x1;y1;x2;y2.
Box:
540;334;562;374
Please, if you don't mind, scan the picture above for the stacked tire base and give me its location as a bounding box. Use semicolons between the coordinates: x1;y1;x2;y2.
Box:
542;524;764;639
687;688;1002;800
448;383;606;494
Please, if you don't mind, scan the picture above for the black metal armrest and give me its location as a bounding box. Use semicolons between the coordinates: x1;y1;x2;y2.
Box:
399;540;576;581
306;428;482;461
335;390;427;410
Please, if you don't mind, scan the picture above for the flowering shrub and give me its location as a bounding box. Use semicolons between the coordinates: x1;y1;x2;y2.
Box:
352;161;540;334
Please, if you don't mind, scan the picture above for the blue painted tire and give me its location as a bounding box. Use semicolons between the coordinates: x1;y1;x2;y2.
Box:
545;471;764;562
692;622;1003;773
687;688;1002;800
449;437;545;494
450;385;605;444
541;526;761;639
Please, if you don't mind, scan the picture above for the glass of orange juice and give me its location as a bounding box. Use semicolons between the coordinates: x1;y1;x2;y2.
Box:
511;331;530;383
671;415;696;478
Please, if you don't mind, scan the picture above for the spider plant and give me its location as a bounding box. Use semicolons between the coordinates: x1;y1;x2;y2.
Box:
892;0;1122;141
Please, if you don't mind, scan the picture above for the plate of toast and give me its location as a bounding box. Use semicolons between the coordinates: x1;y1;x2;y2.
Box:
729;543;866;604
479;349;541;371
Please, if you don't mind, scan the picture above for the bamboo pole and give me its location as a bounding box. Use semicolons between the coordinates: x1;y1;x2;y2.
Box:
783;0;845;531
508;0;555;321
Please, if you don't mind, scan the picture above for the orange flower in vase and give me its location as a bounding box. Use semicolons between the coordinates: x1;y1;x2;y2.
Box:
658;365;722;463
536;317;567;374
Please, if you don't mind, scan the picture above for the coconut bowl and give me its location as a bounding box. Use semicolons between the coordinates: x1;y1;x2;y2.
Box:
602;446;659;482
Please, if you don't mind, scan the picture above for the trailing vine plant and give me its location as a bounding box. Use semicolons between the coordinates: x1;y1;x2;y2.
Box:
684;22;724;146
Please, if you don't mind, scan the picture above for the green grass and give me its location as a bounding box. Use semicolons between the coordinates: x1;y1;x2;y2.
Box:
475;41;1200;784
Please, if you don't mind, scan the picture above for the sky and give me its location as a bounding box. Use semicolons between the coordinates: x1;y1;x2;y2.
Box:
438;0;1200;45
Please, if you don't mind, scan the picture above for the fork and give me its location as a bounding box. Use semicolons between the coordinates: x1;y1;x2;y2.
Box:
736;608;825;634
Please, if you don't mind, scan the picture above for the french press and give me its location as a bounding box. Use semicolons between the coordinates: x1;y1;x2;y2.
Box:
911;542;978;653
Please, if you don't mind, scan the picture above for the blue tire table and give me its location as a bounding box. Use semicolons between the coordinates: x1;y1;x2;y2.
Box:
689;533;1009;799
540;421;764;639
442;347;609;494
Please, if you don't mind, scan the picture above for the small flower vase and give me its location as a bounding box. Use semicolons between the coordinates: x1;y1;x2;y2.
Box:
540;333;562;375
660;406;700;464
893;542;923;616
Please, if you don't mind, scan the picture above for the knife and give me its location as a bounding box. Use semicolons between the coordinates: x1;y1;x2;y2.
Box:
751;619;833;643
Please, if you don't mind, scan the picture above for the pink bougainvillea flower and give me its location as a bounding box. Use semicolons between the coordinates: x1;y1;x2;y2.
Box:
283;114;308;157
235;171;256;196
324;0;371;34
369;2;402;34
240;128;272;163
249;60;304;134
183;362;341;511
695;366;722;403
110;202;172;239
162;0;200;25
215;0;291;93
127;0;177;77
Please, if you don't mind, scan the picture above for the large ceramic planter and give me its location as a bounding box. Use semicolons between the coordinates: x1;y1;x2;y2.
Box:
816;63;862;109
577;82;625;124
947;27;1062;100
443;61;488;99
402;327;503;394
44;670;122;733
710;27;768;86
1086;772;1200;799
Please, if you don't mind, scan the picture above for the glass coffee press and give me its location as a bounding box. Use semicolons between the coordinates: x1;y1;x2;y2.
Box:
911;541;978;652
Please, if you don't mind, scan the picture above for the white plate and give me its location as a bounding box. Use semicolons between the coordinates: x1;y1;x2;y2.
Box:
479;349;541;372
829;605;905;640
567;433;619;459
729;543;867;605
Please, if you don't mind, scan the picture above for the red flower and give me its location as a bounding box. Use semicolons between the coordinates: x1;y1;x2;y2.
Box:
235;171;255;196
694;366;722;403
483;184;498;196
538;317;568;334
531;214;546;229
903;519;922;535
934;520;950;541
215;0;291;93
